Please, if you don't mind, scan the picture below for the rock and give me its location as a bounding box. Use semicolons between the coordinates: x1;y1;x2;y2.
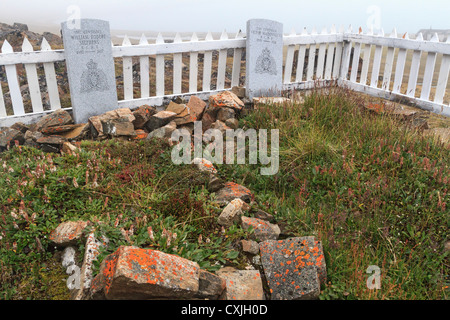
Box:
444;241;450;253
166;101;195;125
217;108;236;122
144;110;177;132
101;117;136;137
146;121;177;140
208;174;225;193
13;22;28;32
30;109;73;132
253;97;291;106
24;130;43;142
40;124;81;135
215;182;253;205
241;240;260;255
209;91;244;112
132;129;148;140
231;86;246;99
10;122;29;133
92;246;200;299
253;209;274;221
216;267;264;300
72;232;108;300
217;199;247;227
49;221;90;247
89;109;135;140
61;141;78;155
201;109;217;132
0;128;24;149
194;269;226;300
210;120;231;134
192;158;217;174
132;105;156;129
59;123;90;140
36;135;67;152
241;216;280;241
259;236;326;300
409;118;429;131
225;118;239;130
187;96;207;120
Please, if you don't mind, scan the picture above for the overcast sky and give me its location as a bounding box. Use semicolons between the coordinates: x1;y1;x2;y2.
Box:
0;0;448;35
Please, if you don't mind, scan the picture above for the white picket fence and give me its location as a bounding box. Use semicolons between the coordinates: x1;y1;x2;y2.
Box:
1;25;449;127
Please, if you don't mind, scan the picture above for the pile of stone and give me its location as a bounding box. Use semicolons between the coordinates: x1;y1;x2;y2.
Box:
48;154;326;301
0;88;248;154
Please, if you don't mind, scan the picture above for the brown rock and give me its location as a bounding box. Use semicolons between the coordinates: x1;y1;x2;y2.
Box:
217;108;236;122
209;91;244;112
95;246;200;299
36;135;67;145
31;109;73;132
144;110;177;132
194;269;226;300
132;105;157;129
0;128;24;149
241;240;260;255
216;267;264;300
201;108;217;132
241;216;280;241
10;122;29;133
59;123;90;140
49;220;90;247
187;96;207;120
231;86;246;99
215;182;254;205
40;124;80;135
101;117;136;137
61;141;78;155
225;118;239;130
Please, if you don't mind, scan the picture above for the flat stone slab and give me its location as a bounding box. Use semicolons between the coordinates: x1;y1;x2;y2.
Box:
259;236;326;300
93;246;200;299
209;91;244;111
215;182;254;205
253;97;291;106
241;216;280;241
216;267;264;300
49;220;90;247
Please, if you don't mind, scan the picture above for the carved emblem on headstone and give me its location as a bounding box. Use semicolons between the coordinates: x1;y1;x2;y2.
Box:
255;48;277;75
80;59;109;93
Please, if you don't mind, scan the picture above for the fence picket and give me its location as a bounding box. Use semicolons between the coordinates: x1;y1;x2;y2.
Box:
324;25;336;80
306;28;317;81
350;27;363;82
173;33;183;95
2;40;25;116
339;25;353;80
420;33;439;100
216;31;228;90
284;28;296;84
22;37;43;113
333;26;345;79
393;33;408;93
370;29;384;88
231;30;244;88
360;27;373;85
189;33;199;93
382;29;397;90
434;37;450;104
41;38;61;110
122;36;133;100
155;33;165;96
407;33;423;97
202;32;214;91
139;34;150;98
0;79;5;117
316;28;328;80
295;28;308;82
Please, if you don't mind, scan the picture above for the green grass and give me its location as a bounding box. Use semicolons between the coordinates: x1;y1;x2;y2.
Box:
0;85;448;300
217;86;449;299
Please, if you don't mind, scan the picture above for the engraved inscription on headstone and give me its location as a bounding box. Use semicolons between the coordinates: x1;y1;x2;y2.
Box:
246;19;283;99
61;19;118;124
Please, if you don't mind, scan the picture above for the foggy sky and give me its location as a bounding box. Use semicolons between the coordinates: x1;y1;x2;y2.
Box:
0;0;448;35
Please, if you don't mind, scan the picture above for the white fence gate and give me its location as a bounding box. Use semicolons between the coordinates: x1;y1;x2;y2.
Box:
0;24;449;127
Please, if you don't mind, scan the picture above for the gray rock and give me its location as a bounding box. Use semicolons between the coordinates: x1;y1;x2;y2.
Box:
241;216;280;241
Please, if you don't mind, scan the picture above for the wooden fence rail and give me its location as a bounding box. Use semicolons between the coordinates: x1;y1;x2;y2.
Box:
1;25;449;127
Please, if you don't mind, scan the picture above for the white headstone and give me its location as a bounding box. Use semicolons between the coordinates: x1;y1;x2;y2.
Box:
246;19;283;99
61;19;118;124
